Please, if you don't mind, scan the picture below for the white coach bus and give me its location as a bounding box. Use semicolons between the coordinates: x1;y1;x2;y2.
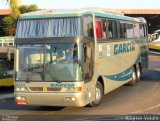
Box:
14;8;148;107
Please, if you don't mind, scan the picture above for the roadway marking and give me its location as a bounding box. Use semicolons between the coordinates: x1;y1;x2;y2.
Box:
149;51;160;55
131;103;160;114
65;116;123;121
0;94;14;100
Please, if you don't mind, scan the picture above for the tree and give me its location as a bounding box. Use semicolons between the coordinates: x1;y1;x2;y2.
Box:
2;1;38;36
27;5;38;13
6;0;20;18
19;4;38;14
2;16;17;36
19;5;28;14
2;0;20;36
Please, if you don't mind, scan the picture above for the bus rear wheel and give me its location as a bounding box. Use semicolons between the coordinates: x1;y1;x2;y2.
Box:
128;67;137;86
136;65;141;82
88;81;103;107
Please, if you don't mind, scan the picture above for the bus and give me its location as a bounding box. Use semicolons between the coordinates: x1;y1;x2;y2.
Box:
14;8;148;107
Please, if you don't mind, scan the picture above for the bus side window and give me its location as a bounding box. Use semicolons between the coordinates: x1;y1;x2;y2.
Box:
111;20;118;38
108;20;113;38
126;23;134;38
96;19;107;40
143;24;147;37
83;16;94;37
102;20;107;39
116;21;121;38
96;21;103;39
120;21;126;38
140;24;145;37
133;23;140;38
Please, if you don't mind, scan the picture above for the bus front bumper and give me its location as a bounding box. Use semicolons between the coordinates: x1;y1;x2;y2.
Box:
15;92;87;107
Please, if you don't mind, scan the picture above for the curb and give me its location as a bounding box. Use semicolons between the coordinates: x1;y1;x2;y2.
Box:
149;51;160;55
0;93;14;100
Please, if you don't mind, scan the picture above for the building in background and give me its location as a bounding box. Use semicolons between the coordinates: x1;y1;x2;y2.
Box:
117;9;160;34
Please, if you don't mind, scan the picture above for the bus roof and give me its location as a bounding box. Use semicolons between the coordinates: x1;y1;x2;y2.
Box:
133;17;147;23
19;8;145;23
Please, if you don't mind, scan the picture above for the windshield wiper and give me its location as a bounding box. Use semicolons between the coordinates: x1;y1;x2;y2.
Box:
44;66;61;83
26;71;32;83
25;65;43;83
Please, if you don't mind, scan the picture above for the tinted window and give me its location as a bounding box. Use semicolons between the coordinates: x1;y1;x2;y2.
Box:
96;20;103;39
120;21;126;38
126;23;134;38
108;20;118;38
133;23;140;38
83;16;94;37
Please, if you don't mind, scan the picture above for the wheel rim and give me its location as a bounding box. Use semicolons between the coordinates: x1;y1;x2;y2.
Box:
96;88;101;101
132;70;136;81
137;67;141;80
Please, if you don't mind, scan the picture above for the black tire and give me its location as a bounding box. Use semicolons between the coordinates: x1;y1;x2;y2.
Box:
88;81;103;107
136;65;141;82
128;67;137;86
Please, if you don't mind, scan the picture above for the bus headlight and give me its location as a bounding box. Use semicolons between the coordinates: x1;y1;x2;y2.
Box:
65;87;76;92
65;97;76;101
65;86;82;92
16;87;27;91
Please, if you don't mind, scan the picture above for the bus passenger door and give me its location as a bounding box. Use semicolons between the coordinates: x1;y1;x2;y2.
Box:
82;42;95;103
83;43;93;80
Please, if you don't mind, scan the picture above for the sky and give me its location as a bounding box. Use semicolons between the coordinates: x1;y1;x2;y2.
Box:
0;0;160;9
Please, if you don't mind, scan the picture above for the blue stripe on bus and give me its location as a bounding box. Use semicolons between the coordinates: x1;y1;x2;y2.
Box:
104;67;132;81
104;54;141;81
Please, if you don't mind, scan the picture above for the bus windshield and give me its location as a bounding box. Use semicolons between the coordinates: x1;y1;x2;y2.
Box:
16;43;83;82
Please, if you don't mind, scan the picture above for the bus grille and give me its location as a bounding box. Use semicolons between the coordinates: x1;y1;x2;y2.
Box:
29;87;62;92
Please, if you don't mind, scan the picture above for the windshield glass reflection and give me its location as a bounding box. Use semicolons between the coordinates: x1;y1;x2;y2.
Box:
44;43;82;81
17;45;44;81
16;43;83;82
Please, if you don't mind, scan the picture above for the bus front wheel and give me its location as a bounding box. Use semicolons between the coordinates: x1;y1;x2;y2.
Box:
88;81;103;107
